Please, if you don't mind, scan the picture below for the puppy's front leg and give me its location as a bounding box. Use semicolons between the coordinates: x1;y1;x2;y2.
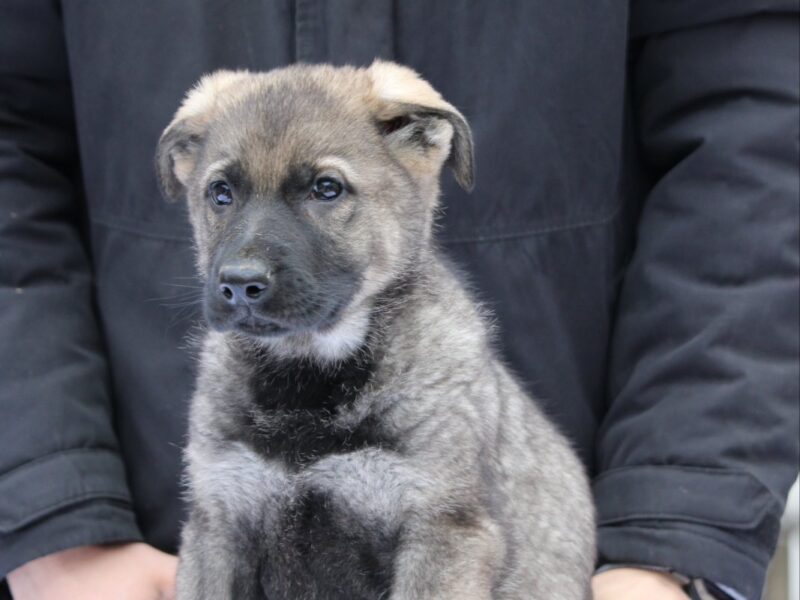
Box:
391;510;504;600
177;508;262;600
177;440;291;600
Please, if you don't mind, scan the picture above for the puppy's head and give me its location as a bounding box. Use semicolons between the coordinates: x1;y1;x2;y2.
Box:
156;62;473;360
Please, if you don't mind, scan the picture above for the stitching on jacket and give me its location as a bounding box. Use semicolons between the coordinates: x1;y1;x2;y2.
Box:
90;215;193;242
595;507;773;530
0;448;132;532
591;463;783;502
591;464;781;528
0;447;120;482
598;521;769;568
441;203;622;245
593;463;763;482
0;493;133;532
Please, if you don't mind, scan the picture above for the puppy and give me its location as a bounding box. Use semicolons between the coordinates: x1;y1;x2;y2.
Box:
156;61;595;600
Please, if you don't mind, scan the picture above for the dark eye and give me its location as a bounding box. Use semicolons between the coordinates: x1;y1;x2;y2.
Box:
209;180;233;206
311;177;343;201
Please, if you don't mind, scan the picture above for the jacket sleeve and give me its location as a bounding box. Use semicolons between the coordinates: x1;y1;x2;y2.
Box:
595;5;799;598
0;0;142;582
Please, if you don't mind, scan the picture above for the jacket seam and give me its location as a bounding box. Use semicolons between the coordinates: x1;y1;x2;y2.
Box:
90;215;192;242
592;463;784;504
598;521;768;569
596;511;770;530
0;493;133;533
0;447;120;482
595;463;759;482
592;464;780;529
441;203;622;245
630;6;799;39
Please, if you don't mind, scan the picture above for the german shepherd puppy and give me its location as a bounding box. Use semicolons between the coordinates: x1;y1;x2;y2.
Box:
156;61;595;600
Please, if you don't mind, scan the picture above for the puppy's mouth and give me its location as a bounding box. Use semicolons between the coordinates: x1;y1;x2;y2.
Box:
232;314;292;337
209;296;352;339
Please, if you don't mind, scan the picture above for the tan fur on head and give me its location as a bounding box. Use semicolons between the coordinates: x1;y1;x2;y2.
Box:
173;70;252;127
157;70;252;199
157;62;474;202
172;71;252;185
366;61;455;117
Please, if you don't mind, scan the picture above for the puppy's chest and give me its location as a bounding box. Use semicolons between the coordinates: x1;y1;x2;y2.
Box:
261;448;409;599
196;439;407;599
241;357;394;467
228;359;403;599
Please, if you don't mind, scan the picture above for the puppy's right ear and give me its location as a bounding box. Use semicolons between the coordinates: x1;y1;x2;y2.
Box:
155;120;202;202
155;70;250;201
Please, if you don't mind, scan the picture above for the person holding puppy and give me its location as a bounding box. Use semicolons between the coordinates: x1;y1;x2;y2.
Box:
1;1;798;599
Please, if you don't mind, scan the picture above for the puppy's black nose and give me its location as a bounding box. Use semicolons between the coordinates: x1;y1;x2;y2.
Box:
217;262;271;305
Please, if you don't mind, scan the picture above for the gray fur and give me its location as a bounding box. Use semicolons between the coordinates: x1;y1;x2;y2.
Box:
158;62;595;600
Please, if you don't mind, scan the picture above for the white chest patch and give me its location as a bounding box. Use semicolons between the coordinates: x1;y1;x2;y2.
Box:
309;308;370;361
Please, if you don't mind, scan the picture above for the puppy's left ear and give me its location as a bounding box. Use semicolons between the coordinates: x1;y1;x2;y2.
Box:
155;70;251;201
367;61;474;191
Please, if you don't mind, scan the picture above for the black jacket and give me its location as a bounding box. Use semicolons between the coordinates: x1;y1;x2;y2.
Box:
0;1;798;597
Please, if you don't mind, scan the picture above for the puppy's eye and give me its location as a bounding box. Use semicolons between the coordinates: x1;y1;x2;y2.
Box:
311;177;343;201
209;180;233;206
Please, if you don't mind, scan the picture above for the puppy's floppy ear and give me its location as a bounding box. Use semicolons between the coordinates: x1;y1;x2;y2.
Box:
155;69;251;201
367;61;474;192
155;120;202;202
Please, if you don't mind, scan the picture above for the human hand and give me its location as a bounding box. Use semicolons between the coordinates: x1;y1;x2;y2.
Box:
7;542;177;600
592;567;689;599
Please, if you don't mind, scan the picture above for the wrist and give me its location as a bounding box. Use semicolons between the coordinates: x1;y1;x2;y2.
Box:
593;567;689;599
7;545;112;595
596;564;741;599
